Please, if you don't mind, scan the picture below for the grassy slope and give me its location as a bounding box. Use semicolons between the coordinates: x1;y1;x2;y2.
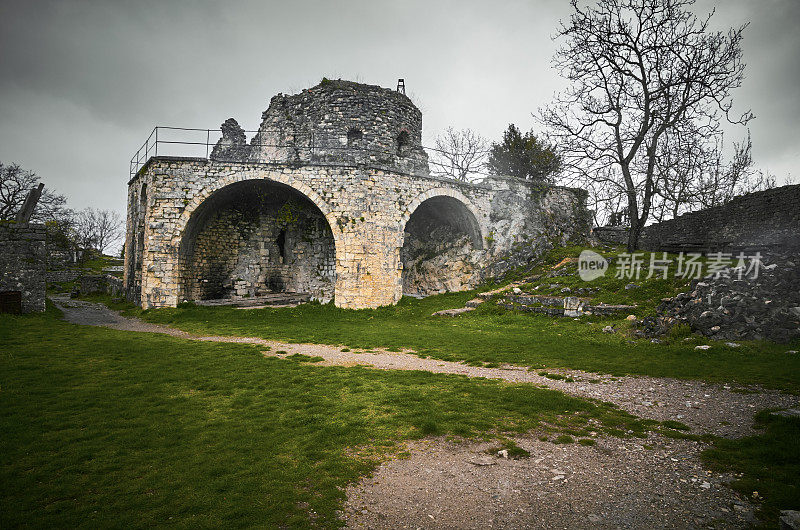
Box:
132;246;800;391
702;411;800;525
48;253;124;294
1;305;655;528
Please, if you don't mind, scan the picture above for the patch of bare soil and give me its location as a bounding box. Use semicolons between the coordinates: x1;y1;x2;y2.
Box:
343;435;757;529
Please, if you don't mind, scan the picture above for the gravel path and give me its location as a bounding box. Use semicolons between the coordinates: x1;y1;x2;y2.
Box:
52;296;797;528
52;296;796;438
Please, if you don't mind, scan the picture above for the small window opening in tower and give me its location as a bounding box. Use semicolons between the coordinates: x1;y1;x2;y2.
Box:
396;130;410;156
347;128;363;147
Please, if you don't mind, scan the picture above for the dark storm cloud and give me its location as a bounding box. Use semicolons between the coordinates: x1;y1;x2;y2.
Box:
0;0;798;251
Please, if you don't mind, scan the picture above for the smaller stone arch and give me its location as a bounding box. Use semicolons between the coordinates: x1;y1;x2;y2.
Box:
399;188;486;249
398;188;487;298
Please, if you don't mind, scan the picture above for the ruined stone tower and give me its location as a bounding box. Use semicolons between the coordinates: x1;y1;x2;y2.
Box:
243;79;429;175
125;79;590;309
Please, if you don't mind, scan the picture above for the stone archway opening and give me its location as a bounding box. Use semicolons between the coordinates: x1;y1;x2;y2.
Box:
400;195;483;297
178;179;335;304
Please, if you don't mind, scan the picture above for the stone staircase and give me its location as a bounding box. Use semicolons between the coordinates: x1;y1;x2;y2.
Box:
432;279;635;318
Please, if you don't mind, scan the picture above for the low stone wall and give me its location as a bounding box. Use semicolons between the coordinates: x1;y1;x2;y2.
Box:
77;274;124;297
47;269;82;283
595;184;800;253
592;226;628;246
0;223;47;313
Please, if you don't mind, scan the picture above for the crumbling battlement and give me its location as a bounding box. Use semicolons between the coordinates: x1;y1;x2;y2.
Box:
211;79;429;176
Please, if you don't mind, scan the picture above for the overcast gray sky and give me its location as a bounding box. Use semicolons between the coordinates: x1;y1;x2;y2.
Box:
1;0;798;240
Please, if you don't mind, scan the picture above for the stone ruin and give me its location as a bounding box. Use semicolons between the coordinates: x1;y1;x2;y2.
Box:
591;184;800;342
124;79;590;309
0;185;47;313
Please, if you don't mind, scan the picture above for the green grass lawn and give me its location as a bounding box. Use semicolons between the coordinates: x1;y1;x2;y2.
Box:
2;305;660;528
702;410;800;525
131;251;800;392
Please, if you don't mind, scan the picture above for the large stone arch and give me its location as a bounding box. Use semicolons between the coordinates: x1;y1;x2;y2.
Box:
399;188;486;248
173;171;341;303
174;170;342;245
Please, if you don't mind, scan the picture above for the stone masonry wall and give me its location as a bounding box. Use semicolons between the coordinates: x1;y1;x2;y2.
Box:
123;177;148;303
640;184;800;253
0;223;46;313
185;207;334;302
594;184;800;253
46;269;82;283
480;177;592;278
125;158;589;309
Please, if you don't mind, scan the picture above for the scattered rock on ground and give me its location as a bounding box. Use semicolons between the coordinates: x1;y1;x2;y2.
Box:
431;307;475;317
652;254;800;343
780;510;800;530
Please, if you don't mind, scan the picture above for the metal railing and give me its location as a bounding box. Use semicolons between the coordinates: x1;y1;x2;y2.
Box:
130;127;233;178
129;126;494;183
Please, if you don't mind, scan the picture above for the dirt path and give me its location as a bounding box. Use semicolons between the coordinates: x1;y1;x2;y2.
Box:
342;435;757;529
52;296;795;439
52;296;796;528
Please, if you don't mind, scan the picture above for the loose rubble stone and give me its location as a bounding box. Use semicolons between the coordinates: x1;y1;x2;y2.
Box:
641;254;800;343
781;510;800;530
770;408;800;419
432;307;475;317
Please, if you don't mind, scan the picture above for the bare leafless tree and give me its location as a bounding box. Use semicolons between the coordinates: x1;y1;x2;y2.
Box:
541;0;753;250
691;132;771;209
650;128;778;222
73;208;124;254
429;127;488;182
0;162;68;222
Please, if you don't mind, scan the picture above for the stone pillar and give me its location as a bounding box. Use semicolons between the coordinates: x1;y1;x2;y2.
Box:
139;178;184;309
141;247;181;309
334;224;403;309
